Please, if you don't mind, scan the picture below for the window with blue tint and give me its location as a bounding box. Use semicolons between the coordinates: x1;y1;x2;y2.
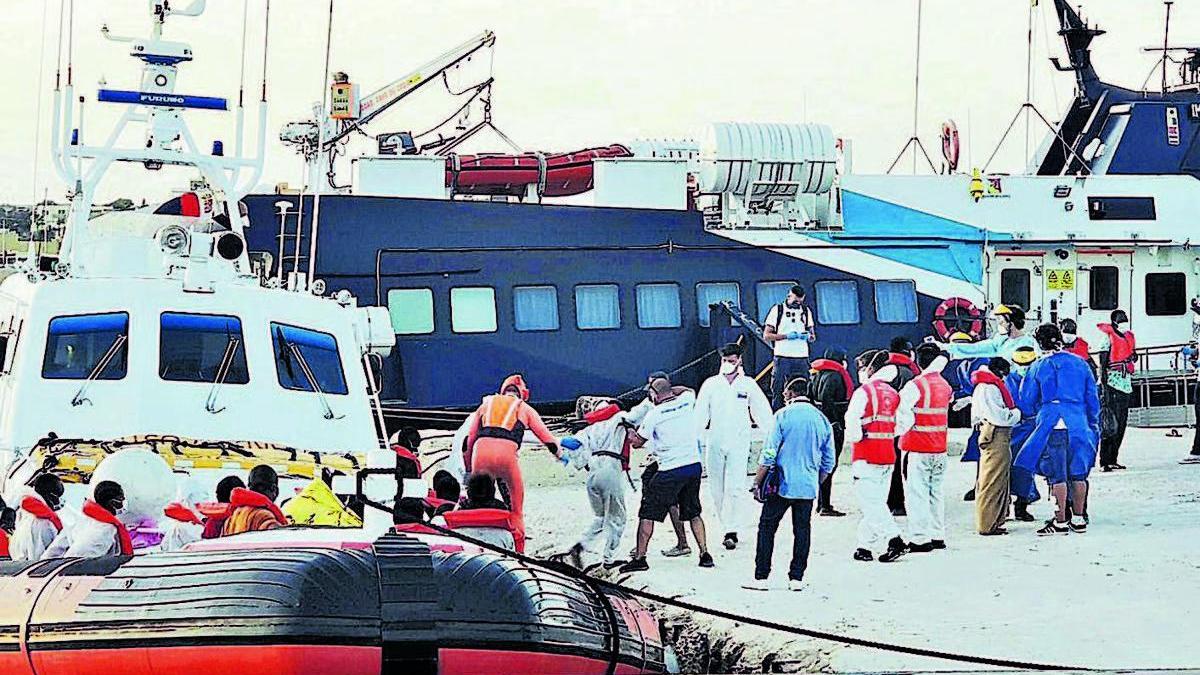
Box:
756;281;797;322
636;283;682;329
159;312;249;384
450;287;497;334
814;280;860;325
874;280;918;324
575;284;621;330
696;282;740;327
513;286;559;331
387;288;434;335
270;323;349;395
42;312;129;380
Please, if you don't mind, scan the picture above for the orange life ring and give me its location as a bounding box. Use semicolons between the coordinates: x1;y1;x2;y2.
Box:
932;296;983;341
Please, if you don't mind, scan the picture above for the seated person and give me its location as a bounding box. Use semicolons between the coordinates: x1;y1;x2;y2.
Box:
43;481;133;558
201;475;245;539
221;465;287;536
426;470;460;517
460;473;509;511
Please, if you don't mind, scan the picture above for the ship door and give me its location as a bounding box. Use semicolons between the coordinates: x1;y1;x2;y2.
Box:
990;251;1044;324
1076;249;1133;344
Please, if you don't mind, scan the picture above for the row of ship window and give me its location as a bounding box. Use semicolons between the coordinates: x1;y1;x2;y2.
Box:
35;311;349;395
385;279;921;335
1000;268;1188;316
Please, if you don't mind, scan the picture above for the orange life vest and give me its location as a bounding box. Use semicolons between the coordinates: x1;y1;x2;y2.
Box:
852;379;900;465
476;394;527;445
899;372;952;453
1097;324;1136;374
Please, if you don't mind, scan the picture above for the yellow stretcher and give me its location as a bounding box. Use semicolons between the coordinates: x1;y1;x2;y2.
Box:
27;434;366;484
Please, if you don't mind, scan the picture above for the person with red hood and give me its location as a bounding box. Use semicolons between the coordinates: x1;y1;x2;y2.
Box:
8;473;65;561
43;481;133;558
809;348;854;516
885;336;920;516
1059;318;1091;362
200;475;245;539
466;374;561;548
221;465;288;536
1097;309;1135;471
970;357;1022;535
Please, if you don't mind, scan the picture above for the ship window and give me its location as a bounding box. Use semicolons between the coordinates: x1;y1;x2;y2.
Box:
575;284;621;330
814;280;860;325
1000;269;1031;310
1088;197;1156;221
636;283;682;329
159;312;249;384
696;282;740;327
42;312;129;381
270;323;348;395
387;288;434;335
513;286;559;332
1089;266;1119;311
756;281;797;323
450;287;497;334
1146;272;1187;316
874;280;918;324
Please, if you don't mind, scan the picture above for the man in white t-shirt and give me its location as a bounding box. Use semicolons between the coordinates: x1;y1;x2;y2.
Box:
763;285;817;409
619;375;714;573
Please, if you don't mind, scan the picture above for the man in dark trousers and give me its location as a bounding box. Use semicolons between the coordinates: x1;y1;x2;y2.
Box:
886;337;920;515
1097;309;1135;471
763;285;817;409
809;348;854;516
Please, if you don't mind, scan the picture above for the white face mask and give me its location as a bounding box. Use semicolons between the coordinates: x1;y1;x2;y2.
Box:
719;361;739;376
858;369;870;383
1116;321;1129;329
1062;333;1077;343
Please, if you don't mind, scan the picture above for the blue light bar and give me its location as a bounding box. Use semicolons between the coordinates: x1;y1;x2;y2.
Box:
97;89;228;111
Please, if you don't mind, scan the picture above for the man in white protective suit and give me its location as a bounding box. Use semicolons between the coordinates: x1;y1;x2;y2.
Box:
559;399;633;570
695;342;774;551
43;481;133;558
8;474;66;561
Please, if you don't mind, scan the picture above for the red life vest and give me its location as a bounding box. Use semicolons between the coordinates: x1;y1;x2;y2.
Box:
0;529;9;558
81;500;134;556
810;359;854;399
163;502;203;525
21;495;63;532
1097;324;1137;373
1065;336;1090;360
900;372;953;453
887;353;921;376
228;487;288;525
970;369;1015;409
443;507;524;552
852;380;900;465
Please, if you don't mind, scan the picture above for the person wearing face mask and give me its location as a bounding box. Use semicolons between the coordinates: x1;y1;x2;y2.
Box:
1059;319;1091;362
885;337;920;516
894;344;953;552
764;285;817;409
43;480;133;558
1007;346;1041;522
1096;310;1135;472
970;357;1021;535
222;465;288;535
939;305;1037;363
8;473;66;561
695;342;774;550
845;351;907;563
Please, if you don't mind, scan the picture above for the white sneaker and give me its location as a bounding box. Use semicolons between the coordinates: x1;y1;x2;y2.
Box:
788;579;807;592
741;578;770;591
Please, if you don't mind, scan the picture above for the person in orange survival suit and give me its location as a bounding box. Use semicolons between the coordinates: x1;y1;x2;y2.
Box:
465;374;562;551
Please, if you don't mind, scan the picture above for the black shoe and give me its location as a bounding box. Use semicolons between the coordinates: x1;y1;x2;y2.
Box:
1036;520;1070;536
698;552;715;568
1101;464;1113;473
878;537;907;563
619;557;649;573
602;560;627;570
890;506;907;517
930;539;946;550
853;548;874;562
818;507;847;517
1013;505;1036;522
722;532;738;550
907;542;934;553
981;528;1008;536
1069;518;1087;533
963;488;976;502
1111;463;1127;470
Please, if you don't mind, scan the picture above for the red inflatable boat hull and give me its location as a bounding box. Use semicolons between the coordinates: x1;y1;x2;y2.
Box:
447;144;632;197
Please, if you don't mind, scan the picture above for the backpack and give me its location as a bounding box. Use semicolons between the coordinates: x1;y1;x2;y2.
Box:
754;464;782;503
769;303;813;334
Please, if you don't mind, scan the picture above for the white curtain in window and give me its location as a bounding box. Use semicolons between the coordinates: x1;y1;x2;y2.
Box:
874;280;918;323
514;286;559;331
696;283;740;327
815;281;859;325
576;285;620;329
636;284;682;328
756;281;796;322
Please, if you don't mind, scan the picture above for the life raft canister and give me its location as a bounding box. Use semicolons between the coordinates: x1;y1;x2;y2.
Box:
932;297;984;341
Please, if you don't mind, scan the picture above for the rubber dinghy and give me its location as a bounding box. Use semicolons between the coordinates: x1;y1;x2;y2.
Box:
0;533;668;674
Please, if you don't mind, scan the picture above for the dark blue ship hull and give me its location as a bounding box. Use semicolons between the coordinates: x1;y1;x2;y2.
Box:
243;195;939;410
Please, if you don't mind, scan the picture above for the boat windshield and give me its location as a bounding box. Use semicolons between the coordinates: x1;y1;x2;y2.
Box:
159;312;249;384
42;312;130;380
270;323;348;395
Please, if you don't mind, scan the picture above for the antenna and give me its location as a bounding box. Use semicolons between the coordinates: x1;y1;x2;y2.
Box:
886;0;937;175
1162;1;1174;93
307;0;337;291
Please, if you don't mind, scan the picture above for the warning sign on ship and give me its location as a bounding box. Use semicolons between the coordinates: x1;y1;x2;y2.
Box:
1046;268;1075;291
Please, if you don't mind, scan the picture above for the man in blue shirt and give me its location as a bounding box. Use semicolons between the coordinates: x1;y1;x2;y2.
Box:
745;376;835;591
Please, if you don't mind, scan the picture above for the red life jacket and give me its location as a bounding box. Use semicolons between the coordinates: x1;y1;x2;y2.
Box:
900;372;953;453
163;502;203;525
228;488;288;525
197;502;233;539
1097;324;1137;373
0;529;9;558
81;500;134;556
852;380;900;465
970;369;1015;409
1065;337;1090;360
394;523;440;535
21;495;63;532
443;507;523;552
887;352;921;376
392;445;422;476
810;359;854;399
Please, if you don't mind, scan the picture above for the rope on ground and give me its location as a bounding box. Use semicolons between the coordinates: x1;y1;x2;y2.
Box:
396;514;1089;672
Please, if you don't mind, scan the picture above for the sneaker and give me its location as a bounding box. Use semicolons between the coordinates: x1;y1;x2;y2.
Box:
788;579;807;592
1069;517;1087;533
853;548;874;562
618;557;649;573
878;537;907;563
742;578;769;591
963;488;976;502
1179;455;1200;465
907;542;934;553
930;539;946;550
890;506;907;517
1036;520;1070;536
698;552;715;568
1101;464;1114;473
602;560;626;571
1111;463;1127;470
722;532;738;550
818;507;846;517
661;544;692;558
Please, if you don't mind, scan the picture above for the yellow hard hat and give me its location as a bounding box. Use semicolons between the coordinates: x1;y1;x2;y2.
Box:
992;304;1013;316
948;331;974;343
1012;346;1038;365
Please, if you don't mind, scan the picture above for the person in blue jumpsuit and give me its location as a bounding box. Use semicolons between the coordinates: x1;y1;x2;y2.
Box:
1014;324;1100;535
1005;346;1040;521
